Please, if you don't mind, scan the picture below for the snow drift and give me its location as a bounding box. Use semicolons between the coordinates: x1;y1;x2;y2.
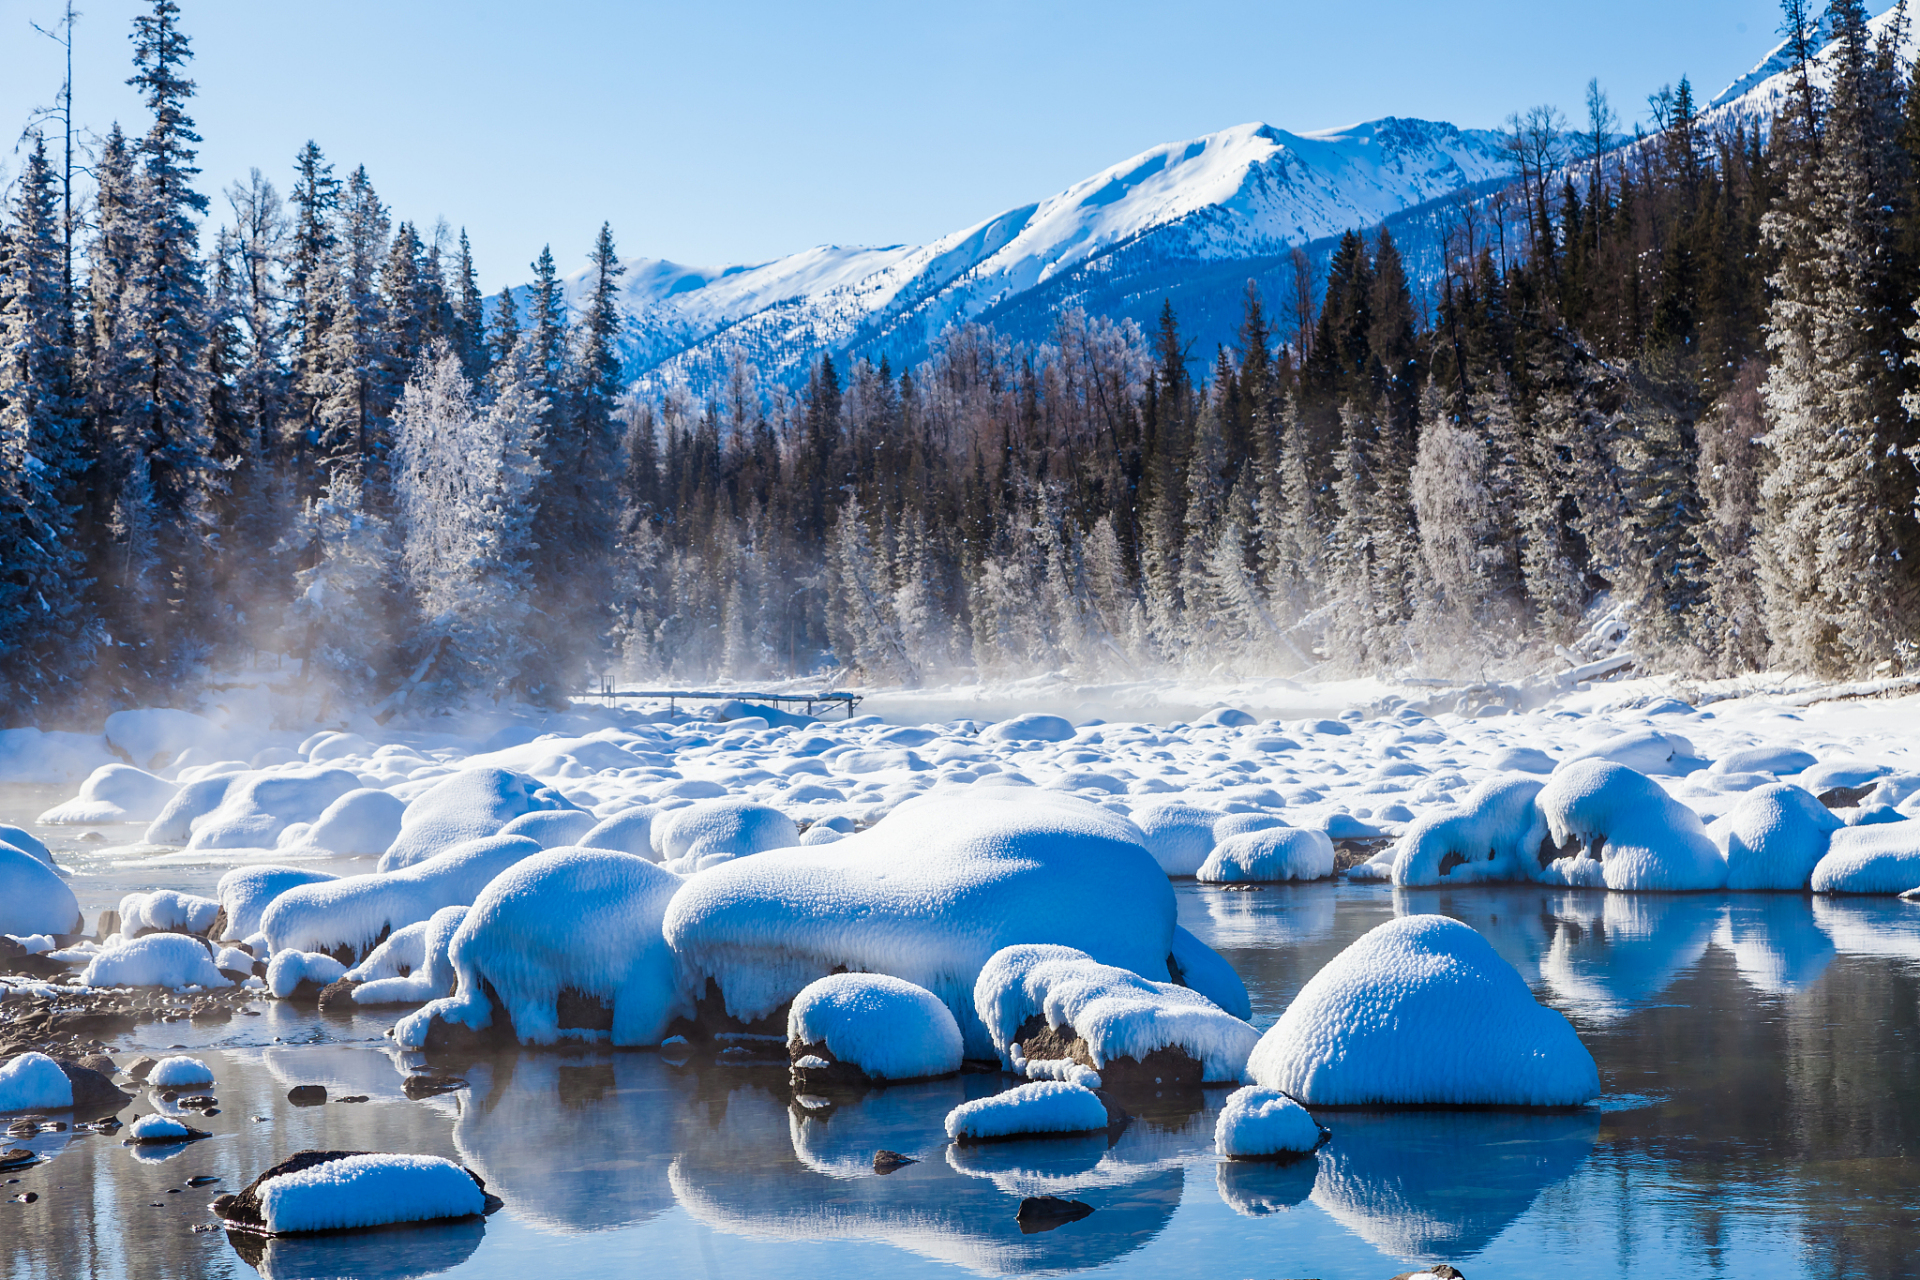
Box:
788;973;965;1081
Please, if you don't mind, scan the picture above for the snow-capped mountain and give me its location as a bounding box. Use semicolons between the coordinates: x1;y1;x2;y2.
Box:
1704;3;1912;127
567;116;1510;398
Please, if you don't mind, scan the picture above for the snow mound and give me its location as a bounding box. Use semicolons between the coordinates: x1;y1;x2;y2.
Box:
379;768;577;871
944;1081;1109;1142
1245;915;1599;1106
215;866;338;942
0;824;53;868
300;788;407;855
38;764;178;824
253;1153;487;1234
346;905;467;1005
1722;784;1844;890
0;1052;73;1113
1198;826;1336;883
1214;1086;1323;1159
500;809;599;849
663;790;1176;1057
980;714;1076;744
1564;729;1701;775
1811;823;1920;895
1133;802;1220;876
128;1113;194;1141
974;944;1257;1082
143;773;244;845
0;727;116;784
1390;777;1547;886
1711;746;1818;776
120;889;220;938
148;1056;215;1089
577;809;656;858
1536;761;1727;891
1490;747;1556;774
396;848;686;1048
80;932;230;989
0;845;81;937
788;973;965;1080
188;768;362;850
104;708;223;770
1170;925;1252;1019
262;834;543;960
268;950;348;998
654;799;799;863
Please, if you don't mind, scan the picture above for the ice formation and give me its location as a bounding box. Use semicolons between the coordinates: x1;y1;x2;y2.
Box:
261;834;543;959
973;943;1258;1083
396;848;686;1047
344;905;467;1005
787;973;965;1080
249;1154;487;1233
214;865;339;942
267;949;349;998
38;763;178;824
1246;914;1600;1106
1197;825;1336;883
944;1081;1110;1142
1721;783;1844;890
1811;823;1920;894
148;1056;215;1089
379;768;577;871
1389;776;1547;886
1536;761;1728;891
0;1052;73;1113
0;844;81;937
663;790;1177;1056
80;933;230;989
1214;1086;1324;1159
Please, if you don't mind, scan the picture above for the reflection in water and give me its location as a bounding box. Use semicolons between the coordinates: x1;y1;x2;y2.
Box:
1309;1109;1600;1260
1715;895;1835;993
1201;883;1337;950
1811;894;1920;960
1538;893;1719;1020
1215;1154;1319;1217
671;1075;1184;1276
227;1217;485;1280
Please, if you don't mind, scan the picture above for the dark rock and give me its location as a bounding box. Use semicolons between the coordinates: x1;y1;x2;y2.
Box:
556;987;615;1033
207;906;230;942
277;978;332;1006
75;1053;116;1078
402;1072;467;1100
669;978;788;1043
286;1085;327;1107
872;1149;917;1174
53;1060;132;1116
214;1149;501;1232
1819;784;1875;810
11;1191;36;1203
1011;1014;1204;1093
1016;1196;1094;1233
788;1039;871;1091
94;910;120;941
0;1149;35;1172
315;979;359;1011
1389;1268;1464;1280
125;1121;210;1145
0;937;65;980
217;968;252;986
124;1056;158;1082
185;1175;220;1187
336;1095;369;1104
176;1094;217;1110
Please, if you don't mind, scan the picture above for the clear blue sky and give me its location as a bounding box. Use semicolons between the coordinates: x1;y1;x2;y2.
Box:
0;0;1815;289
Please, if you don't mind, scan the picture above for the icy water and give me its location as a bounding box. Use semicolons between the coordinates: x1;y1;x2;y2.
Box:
8;790;1920;1279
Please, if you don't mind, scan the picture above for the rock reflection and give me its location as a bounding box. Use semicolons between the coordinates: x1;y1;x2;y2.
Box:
1715;895;1834;993
1538;893;1718;1020
1310;1109;1599;1260
1200;882;1337;949
672;1074;1184;1275
1215;1153;1318;1217
226;1217;485;1279
1811;894;1920;960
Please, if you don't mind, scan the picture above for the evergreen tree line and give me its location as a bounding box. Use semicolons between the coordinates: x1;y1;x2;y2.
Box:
5;0;1920;720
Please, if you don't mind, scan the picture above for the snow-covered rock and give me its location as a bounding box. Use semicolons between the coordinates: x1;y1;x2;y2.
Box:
0;824;53;869
499;808;599;849
143;773;244;845
1536;761;1727;891
1711;746;1818;776
1721;783;1844;891
974;943;1257;1085
1169;925;1252;1020
0;845;81;937
267;949;348;999
119;889;220;938
577;809;656;858
1245;915;1599;1107
653;799;799;864
298;787;407;855
38;763;178;824
980;714;1076;744
1198;825;1336;883
217;1151;491;1234
214;865;338;942
944;1081;1110;1142
187;767;363;850
261;834;544;960
1564;728;1702;775
396;848;686;1048
1811;823;1920;895
105;708;224;770
80;933;230;989
1214;1086;1324;1159
787;973;965;1082
379;768;577;871
127;1113;203;1143
148;1056;215;1089
0;1052;73;1113
1390;777;1546;886
662;790;1176;1056
342;905;467;1006
1132;801;1220;877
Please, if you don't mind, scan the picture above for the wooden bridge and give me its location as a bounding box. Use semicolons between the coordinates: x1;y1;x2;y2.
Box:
582;680;862;720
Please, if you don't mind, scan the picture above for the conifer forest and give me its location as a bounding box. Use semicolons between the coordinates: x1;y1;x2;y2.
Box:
5;0;1920;722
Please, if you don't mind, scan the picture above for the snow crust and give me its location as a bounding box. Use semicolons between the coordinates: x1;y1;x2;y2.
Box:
254;1153;486;1234
973;944;1257;1082
148;1056;215;1089
1198;825;1336;882
1537;761;1727;891
80;933;231;989
1246;915;1599;1106
0;845;80;937
397;848;686;1047
1214;1086;1322;1158
654;799;799;864
0;1052;73;1112
663;790;1176;1057
261;834;543;958
943;1081;1109;1141
788;973;965;1080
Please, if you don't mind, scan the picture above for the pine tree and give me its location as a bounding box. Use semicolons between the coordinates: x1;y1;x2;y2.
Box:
310;166;393;476
450;229;487;382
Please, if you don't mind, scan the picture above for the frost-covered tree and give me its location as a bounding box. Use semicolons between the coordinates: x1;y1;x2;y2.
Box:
282;471;398;709
309;166;392;474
